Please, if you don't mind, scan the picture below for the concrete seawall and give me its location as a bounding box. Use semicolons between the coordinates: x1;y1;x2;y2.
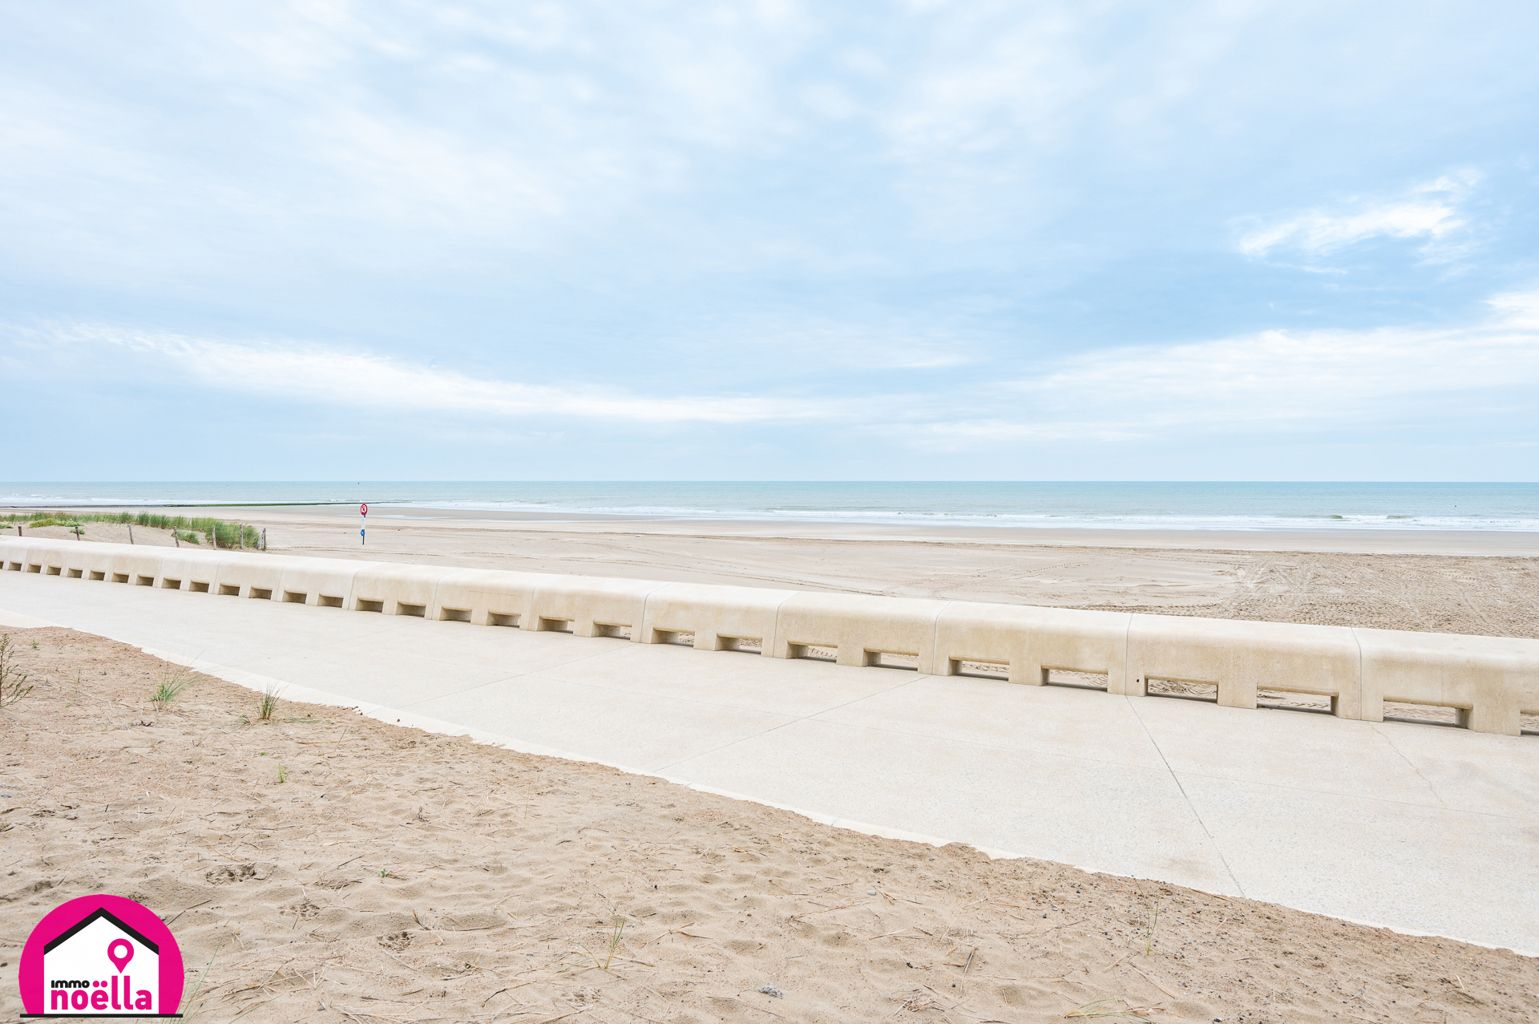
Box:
5;537;1537;735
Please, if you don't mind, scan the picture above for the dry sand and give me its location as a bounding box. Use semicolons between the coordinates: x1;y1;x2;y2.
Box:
14;506;1539;638
2;628;1536;1023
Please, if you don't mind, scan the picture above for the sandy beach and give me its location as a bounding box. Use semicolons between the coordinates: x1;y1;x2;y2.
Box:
3;626;1535;1023
12;505;1539;639
10;0;1539;1018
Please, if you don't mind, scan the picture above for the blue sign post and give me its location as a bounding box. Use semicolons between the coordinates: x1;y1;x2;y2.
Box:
360;502;368;546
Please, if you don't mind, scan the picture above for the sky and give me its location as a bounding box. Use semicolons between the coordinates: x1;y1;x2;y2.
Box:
2;0;1538;481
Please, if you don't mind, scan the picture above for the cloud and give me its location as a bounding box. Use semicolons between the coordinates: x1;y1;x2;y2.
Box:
16;285;1539;447
1237;172;1480;261
878;7;1095;232
0;1;825;282
1487;287;1539;330
899;419;1139;445
33;323;843;425
10;285;1539;457
680;316;980;374
897;286;1539;448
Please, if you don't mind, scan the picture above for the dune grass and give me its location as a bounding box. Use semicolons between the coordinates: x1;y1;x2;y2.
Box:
0;635;34;710
258;685;280;722
18;516;80;530
1;511;260;548
149;671;190;709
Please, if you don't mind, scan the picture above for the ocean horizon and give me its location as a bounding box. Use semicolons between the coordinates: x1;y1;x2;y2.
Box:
3;481;1538;532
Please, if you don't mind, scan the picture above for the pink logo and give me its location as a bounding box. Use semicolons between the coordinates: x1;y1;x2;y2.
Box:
17;893;184;1017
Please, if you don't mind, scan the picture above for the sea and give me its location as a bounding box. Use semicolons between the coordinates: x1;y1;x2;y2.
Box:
2;482;1537;532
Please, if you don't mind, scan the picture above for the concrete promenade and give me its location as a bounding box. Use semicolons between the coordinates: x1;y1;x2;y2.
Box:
2;569;1536;954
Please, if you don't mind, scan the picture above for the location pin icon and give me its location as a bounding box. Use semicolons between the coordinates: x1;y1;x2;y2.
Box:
107;939;134;973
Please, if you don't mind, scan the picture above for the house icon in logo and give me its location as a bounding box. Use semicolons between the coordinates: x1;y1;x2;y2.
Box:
18;892;185;1018
39;908;160;1015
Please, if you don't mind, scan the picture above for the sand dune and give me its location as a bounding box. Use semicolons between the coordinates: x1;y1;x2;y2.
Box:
3;627;1534;1022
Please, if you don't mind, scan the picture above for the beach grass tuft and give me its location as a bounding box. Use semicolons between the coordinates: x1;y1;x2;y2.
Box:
150;671;190;708
1065;1000;1159;1022
24;516;83;530
0;635;35;709
1142;902;1160;956
577;915;629;973
258;685;280;722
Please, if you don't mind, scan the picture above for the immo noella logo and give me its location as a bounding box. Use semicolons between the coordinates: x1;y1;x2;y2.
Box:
18;894;184;1018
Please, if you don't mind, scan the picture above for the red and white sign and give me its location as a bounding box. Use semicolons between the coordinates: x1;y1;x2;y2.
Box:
359;503;368;517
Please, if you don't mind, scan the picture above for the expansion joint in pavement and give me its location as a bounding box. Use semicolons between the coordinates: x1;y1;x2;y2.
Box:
1126;695;1248;899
